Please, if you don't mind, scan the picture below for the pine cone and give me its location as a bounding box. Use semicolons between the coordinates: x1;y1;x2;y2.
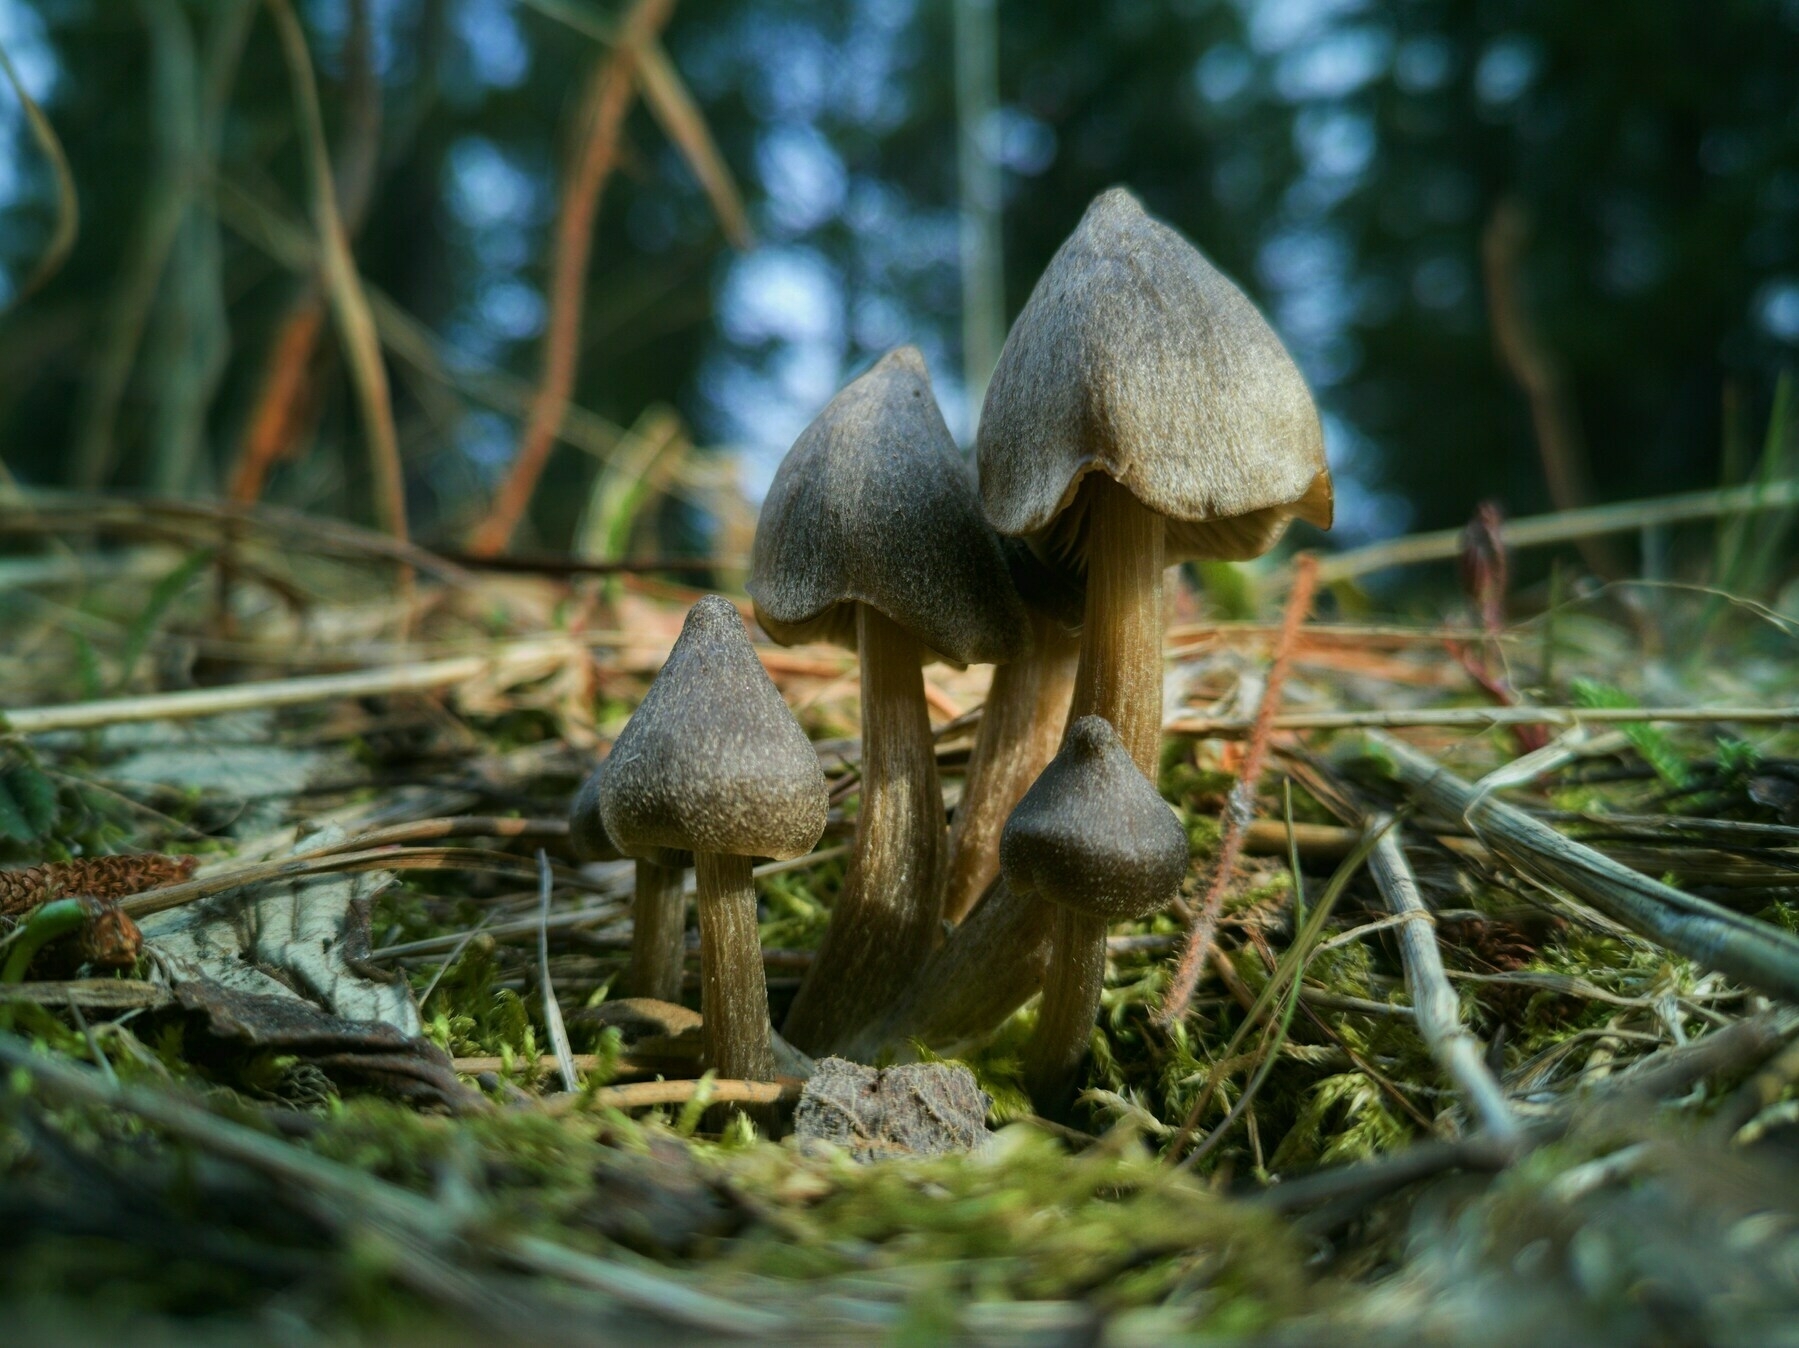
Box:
0;853;199;917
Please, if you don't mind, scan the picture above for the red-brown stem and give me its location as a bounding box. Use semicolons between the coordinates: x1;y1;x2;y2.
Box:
623;858;686;1003
1158;553;1318;1024
694;850;774;1083
942;611;1080;923
782;604;946;1053
466;0;676;556
1023;906;1107;1113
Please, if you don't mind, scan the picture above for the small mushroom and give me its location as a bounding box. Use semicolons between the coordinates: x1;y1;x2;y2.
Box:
979;186;1331;772
750;346;1029;1054
598;596;827;1084
569;760;691;1004
1000;716;1189;1113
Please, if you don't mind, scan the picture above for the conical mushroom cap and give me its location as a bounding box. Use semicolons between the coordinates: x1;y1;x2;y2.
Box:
569;758;690;868
749;346;1031;665
978;187;1332;565
1000;715;1189;922
599;596;828;861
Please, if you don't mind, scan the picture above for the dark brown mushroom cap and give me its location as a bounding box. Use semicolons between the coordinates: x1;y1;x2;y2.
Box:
748;346;1030;666
599;596;828;862
977;187;1333;565
999;715;1189;922
569;758;689;868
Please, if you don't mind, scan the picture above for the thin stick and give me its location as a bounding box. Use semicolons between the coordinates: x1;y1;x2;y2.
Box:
571;1076;799;1112
1160;554;1318;1024
3;639;582;735
1347;731;1799;1003
467;0;677;556
1366;815;1520;1143
1168;703;1799;736
537;850;579;1093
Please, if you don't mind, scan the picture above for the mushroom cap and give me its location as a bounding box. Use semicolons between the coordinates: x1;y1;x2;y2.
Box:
977;187;1332;566
599;596;828;862
569;759;690;868
748;346;1031;666
999;715;1189;922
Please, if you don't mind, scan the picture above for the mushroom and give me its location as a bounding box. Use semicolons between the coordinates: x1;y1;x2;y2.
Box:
941;542;1084;924
979;185;1331;772
1002;715;1189;1112
597;595;827;1084
569;760;691;1004
855;189;1330;1056
749;346;1029;1054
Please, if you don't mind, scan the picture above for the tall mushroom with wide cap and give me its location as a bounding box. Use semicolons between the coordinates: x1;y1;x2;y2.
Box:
750;346;1030;1054
853;188;1330;1055
569;760;691;1004
980;185;1331;773
1001;715;1189;1112
598;595;827;1084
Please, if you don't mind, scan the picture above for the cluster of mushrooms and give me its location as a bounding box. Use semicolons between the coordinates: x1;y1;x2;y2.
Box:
570;188;1333;1119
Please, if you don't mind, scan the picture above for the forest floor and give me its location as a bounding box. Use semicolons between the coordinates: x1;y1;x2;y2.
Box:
5;499;1799;1345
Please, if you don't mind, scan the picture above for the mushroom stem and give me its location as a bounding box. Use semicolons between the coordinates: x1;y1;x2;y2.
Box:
1069;475;1165;775
1023;906;1108;1111
695;851;776;1082
840;876;1052;1060
943;612;1080;923
783;604;947;1053
623;858;686;1003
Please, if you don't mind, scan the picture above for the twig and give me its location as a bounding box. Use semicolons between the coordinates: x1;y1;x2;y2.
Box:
1366;815;1519;1143
1168;702;1799;736
1159;554;1318;1024
1315;477;1799;584
1344;731;1799;1002
468;0;678;556
3;637;583;735
569;1076;801;1113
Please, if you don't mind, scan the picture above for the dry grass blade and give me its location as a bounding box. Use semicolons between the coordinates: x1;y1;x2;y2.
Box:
1346;730;1799;1002
266;0;406;543
0;39;76;312
1316;477;1799;584
468;0;679;557
1160;553;1318;1024
1366;815;1519;1143
2;639;577;735
537;848;580;1093
637;40;753;249
1169;702;1799;736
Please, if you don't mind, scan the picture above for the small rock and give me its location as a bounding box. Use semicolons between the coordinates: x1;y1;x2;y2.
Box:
793;1057;990;1162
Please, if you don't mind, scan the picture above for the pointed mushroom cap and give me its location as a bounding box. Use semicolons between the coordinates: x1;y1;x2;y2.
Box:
748;346;1031;665
599;596;828;861
977;187;1332;565
569;758;690;868
999;715;1189;922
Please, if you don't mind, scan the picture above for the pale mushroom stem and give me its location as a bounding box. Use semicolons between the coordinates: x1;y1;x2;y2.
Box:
622;859;686;1003
943;611;1081;923
1023;906;1108;1110
695;851;776;1082
1069;475;1166;775
782;604;946;1053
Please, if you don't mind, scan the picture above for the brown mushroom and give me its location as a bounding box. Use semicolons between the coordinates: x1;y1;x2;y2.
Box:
1001;715;1188;1112
598;595;827;1085
569;760;691;1004
856;189;1330;1055
749;346;1029;1054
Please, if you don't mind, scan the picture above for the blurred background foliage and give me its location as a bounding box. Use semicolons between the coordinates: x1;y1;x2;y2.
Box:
0;0;1795;565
